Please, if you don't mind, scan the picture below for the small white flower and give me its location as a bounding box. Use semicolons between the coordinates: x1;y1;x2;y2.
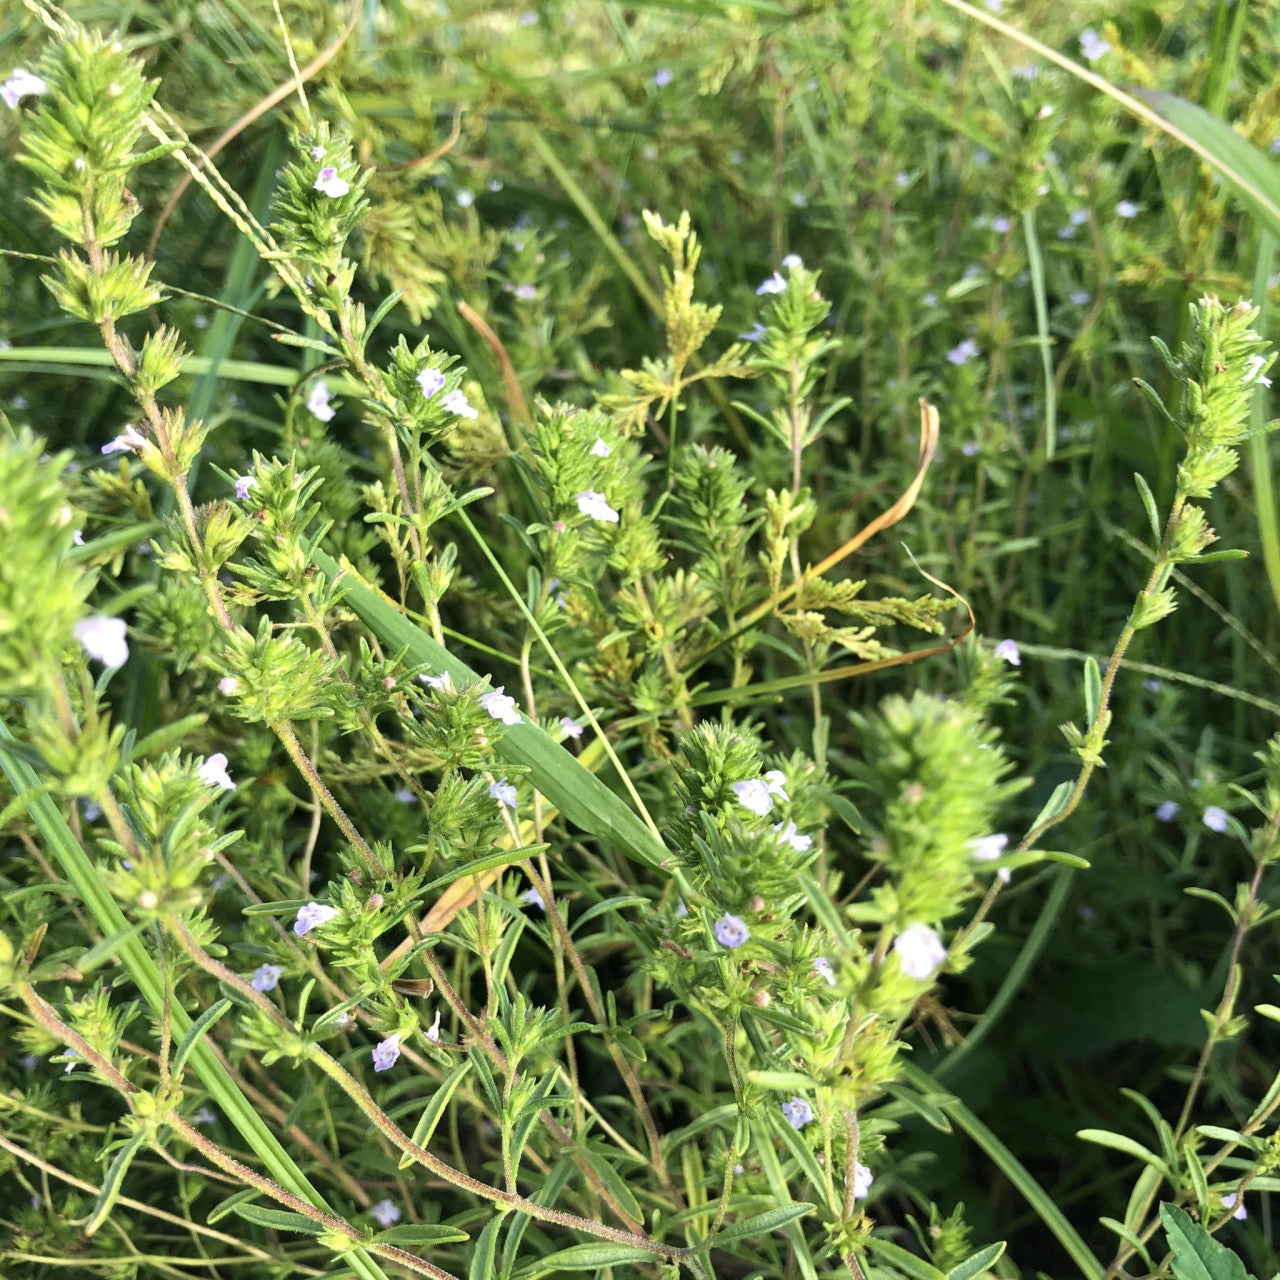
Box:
892;923;947;980
416;367;446;398
732;778;774;816
75;616;129;668
310;145;326;160
456;189;474;208
306;380;335;422
442;388;478;418
653;67;673;88
756;272;787;296
1155;800;1180;823
1079;28;1111;62
101;424;147;455
1203;806;1229;833
969;833;1008;862
370;1198;401;1228
1222;1192;1247;1221
1244;354;1272;388
234;475;257;501
198;752;236;792
851;1161;874;1200
948;338;980;365
522;885;546;911
480;686;522;725
994;639;1022;667
773;820;813;852
739;322;768;342
782;253;803;270
763;770;790;801
1116;199;1140;219
789;192;807;208
425;1009;442;1043
73;529;85;545
590;437;611;458
394;787;416;804
812;956;836;985
559;716;583;739
1;69;47;110
420;671;453;692
193;1106;217;1125
997;866;1012;885
371;1035;400;1072
62;1048;79;1074
576;490;619;523
781;1096;813;1129
293;902;339;936
251;964;282;993
313;165;350;198
513;282;537;300
991;215;1012;234
218;676;240;696
490;778;518;808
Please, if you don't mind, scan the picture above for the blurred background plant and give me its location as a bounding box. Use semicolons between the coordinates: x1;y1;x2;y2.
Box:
2;1;1280;1278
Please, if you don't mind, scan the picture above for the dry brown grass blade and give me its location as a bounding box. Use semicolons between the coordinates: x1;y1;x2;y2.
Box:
146;0;362;258
458;300;534;430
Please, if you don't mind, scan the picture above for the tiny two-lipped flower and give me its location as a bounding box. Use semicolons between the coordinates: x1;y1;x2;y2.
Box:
370;1198;401;1228
489;778;518;809
773;821;813;852
442;388;479;419
1222;1192;1247;1221
293;902;339;936
1078;28;1111;61
198;752;236;792
781;1096;814;1130
250;964;282;993
994;638;1021;666
513;282;538;301
218;676;240;696
764;770;790;801
1;69;47;110
75;616;129;668
425;1009;442;1043
852;1161;874;1200
313;165;350;198
714;913;750;949
420;671;453;692
480;686;522;725
590;437;611;458
968;833;1008;862
371;1035;401;1072
522;886;547;911
193;1106;217;1126
1244;354;1272;388
947;338;980;366
739;322;768;342
234;474;257;501
733;778;775;816
559;716;583;739
394;787;415;804
782;253;803;270
416;367;446;398
576;490;620;524
653;67;673;88
307;380;335;422
1155;800;1180;823
1202;806;1229;833
102;424;147;455
812;956;836;986
1116;199;1140;219
892;922;947;980
756;272;786;296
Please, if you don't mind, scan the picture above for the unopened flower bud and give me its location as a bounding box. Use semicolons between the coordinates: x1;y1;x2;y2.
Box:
752;990;772;1008
749;895;765;913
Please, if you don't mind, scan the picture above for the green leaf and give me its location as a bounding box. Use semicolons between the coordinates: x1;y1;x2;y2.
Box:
1027;781;1074;836
518;1243;658;1274
1134;474;1162;543
233;1203;325;1235
420;846;547;894
1077;1129;1173;1181
712;1202;815;1247
862;1236;946;1280
945;1241;1006;1280
374;1223;470;1247
1159;1202;1251;1280
82;1131;147;1236
399;1061;472;1170
1082;656;1103;727
170;998;232;1078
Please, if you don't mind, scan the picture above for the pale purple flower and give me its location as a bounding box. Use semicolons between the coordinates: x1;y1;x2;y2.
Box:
715;913;749;949
18;1053;38;1069
732;778;775;816
490;778;518;809
1203;806;1229;833
948;338;979;365
82;800;102;822
576;490;619;523
1156;801;1180;823
782;253;803;270
961;440;980;457
293;902;339;936
425;1010;442;1043
756;272;787;296
371;1035;400;1072
416;367;446;398
442;388;478;418
371;1198;401;1227
1222;1192;1247;1221
306;380;335;422
513;283;537;301
61;1048;79;1074
193;1106;217;1126
1079;28;1111;62
653;67;673;88
790;192;807;208
313;166;350;198
251;964;282;993
739;322;768;342
559;716;583;739
1144;678;1163;692
675;899;688;917
1070;289;1092;306
2;69;47;110
234;474;257;501
522;885;546;911
781;1096;814;1129
851;1161;873;1200
590;437;611;458
994;638;1021;666
895;171;910;188
969;833;1008;862
75;616;129;668
812;956;836;986
773;820;812;852
394;787;416;804
101;424;147;455
991;216;1012;234
1117;199;1140;219
218;676;240;696
198;752;236;792
480;686;521;725
892;923;947;980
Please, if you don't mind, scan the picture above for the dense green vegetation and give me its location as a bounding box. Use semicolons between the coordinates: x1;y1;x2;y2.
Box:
3;2;1280;1278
